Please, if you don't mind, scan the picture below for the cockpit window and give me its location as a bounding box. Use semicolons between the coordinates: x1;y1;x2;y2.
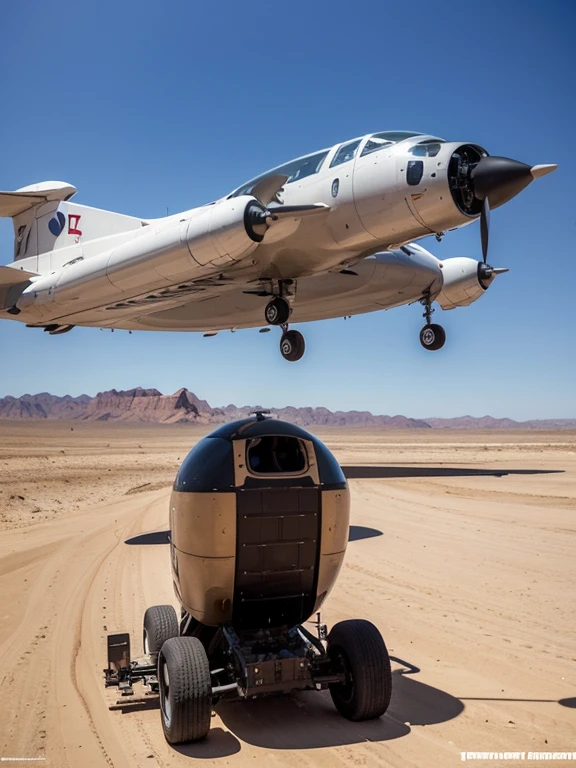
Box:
330;139;362;168
247;436;308;474
410;141;443;157
229;151;329;198
361;131;425;157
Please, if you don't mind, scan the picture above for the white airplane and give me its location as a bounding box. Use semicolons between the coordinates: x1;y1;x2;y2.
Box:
0;131;556;361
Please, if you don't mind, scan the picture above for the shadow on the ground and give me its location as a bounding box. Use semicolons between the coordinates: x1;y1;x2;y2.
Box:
216;689;409;749
173;727;241;759
342;465;564;479
116;656;572;758
215;656;462;751
125;530;171;545
126;527;382;546
459;696;576;706
387;657;464;726
348;525;383;541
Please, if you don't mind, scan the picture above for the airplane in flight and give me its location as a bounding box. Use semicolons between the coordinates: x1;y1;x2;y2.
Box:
0;131;556;361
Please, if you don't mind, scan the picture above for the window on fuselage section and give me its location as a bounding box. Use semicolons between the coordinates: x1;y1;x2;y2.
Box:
410;141;443;158
229;150;329;198
330;139;362;168
283;151;329;183
247;436;308;474
361;131;425;157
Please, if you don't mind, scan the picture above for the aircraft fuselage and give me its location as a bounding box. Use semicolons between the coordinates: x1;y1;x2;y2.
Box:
0;130;556;357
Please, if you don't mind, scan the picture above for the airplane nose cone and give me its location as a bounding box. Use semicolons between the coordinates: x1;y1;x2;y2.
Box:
471;155;557;209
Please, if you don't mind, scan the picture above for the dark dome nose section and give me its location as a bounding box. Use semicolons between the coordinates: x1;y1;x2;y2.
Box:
471;156;556;209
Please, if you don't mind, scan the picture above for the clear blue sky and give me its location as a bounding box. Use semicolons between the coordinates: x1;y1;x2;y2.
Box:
1;1;574;419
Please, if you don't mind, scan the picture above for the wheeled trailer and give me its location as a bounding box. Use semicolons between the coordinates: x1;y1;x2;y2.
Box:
104;414;392;743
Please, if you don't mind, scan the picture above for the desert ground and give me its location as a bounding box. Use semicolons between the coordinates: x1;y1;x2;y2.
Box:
0;421;574;767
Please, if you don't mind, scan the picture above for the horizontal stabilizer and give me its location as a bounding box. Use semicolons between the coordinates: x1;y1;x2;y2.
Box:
0;181;77;217
0;265;37;311
0;265;37;284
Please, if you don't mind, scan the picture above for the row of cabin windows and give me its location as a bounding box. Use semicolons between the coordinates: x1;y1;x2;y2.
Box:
229;131;426;198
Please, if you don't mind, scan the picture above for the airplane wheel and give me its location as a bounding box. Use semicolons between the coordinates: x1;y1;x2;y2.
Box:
327;619;392;721
265;297;290;325
158;637;212;744
280;330;305;362
419;323;446;351
143;605;179;662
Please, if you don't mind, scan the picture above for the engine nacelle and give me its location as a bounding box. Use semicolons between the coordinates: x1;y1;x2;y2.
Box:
436;256;495;310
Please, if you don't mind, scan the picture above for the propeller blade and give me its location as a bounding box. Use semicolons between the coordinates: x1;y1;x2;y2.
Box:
244;198;331;243
268;203;330;220
250;174;288;206
480;196;490;264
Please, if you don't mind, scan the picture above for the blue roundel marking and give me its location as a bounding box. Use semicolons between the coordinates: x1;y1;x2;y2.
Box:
48;218;60;236
48;211;66;236
331;178;339;198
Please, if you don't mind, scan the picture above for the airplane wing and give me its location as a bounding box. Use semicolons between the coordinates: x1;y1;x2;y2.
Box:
97;261;380;332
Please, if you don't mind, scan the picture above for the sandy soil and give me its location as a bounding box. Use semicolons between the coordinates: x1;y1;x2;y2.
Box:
0;422;574;767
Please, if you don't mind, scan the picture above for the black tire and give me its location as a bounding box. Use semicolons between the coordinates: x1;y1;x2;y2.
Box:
265;297;290;325
158;637;212;744
419;323;446;351
143;605;179;661
327;619;392;721
280;330;305;362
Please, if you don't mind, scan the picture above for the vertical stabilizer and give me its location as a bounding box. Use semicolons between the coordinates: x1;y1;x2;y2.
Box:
1;181;146;273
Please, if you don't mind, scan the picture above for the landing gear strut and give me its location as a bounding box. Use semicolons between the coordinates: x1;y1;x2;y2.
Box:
254;280;304;360
419;292;446;351
280;326;305;362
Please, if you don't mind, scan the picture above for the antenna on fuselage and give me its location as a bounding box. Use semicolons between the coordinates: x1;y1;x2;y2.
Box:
251;410;271;421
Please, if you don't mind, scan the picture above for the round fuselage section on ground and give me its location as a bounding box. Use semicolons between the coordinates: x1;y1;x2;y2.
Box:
169;418;350;628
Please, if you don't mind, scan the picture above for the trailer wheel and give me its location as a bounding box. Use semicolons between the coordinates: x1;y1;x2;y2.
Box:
327;619;392;721
143;605;178;662
158;637;212;744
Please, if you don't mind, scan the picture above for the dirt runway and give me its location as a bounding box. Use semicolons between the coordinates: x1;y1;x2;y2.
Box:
0;423;574;766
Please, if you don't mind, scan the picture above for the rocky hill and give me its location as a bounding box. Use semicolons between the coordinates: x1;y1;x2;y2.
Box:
425;415;576;430
0;389;574;428
0;388;429;427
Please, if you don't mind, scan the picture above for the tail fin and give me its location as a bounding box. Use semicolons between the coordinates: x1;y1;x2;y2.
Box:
2;181;146;265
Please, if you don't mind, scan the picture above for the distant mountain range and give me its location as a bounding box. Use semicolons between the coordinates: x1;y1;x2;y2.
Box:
0;388;574;429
